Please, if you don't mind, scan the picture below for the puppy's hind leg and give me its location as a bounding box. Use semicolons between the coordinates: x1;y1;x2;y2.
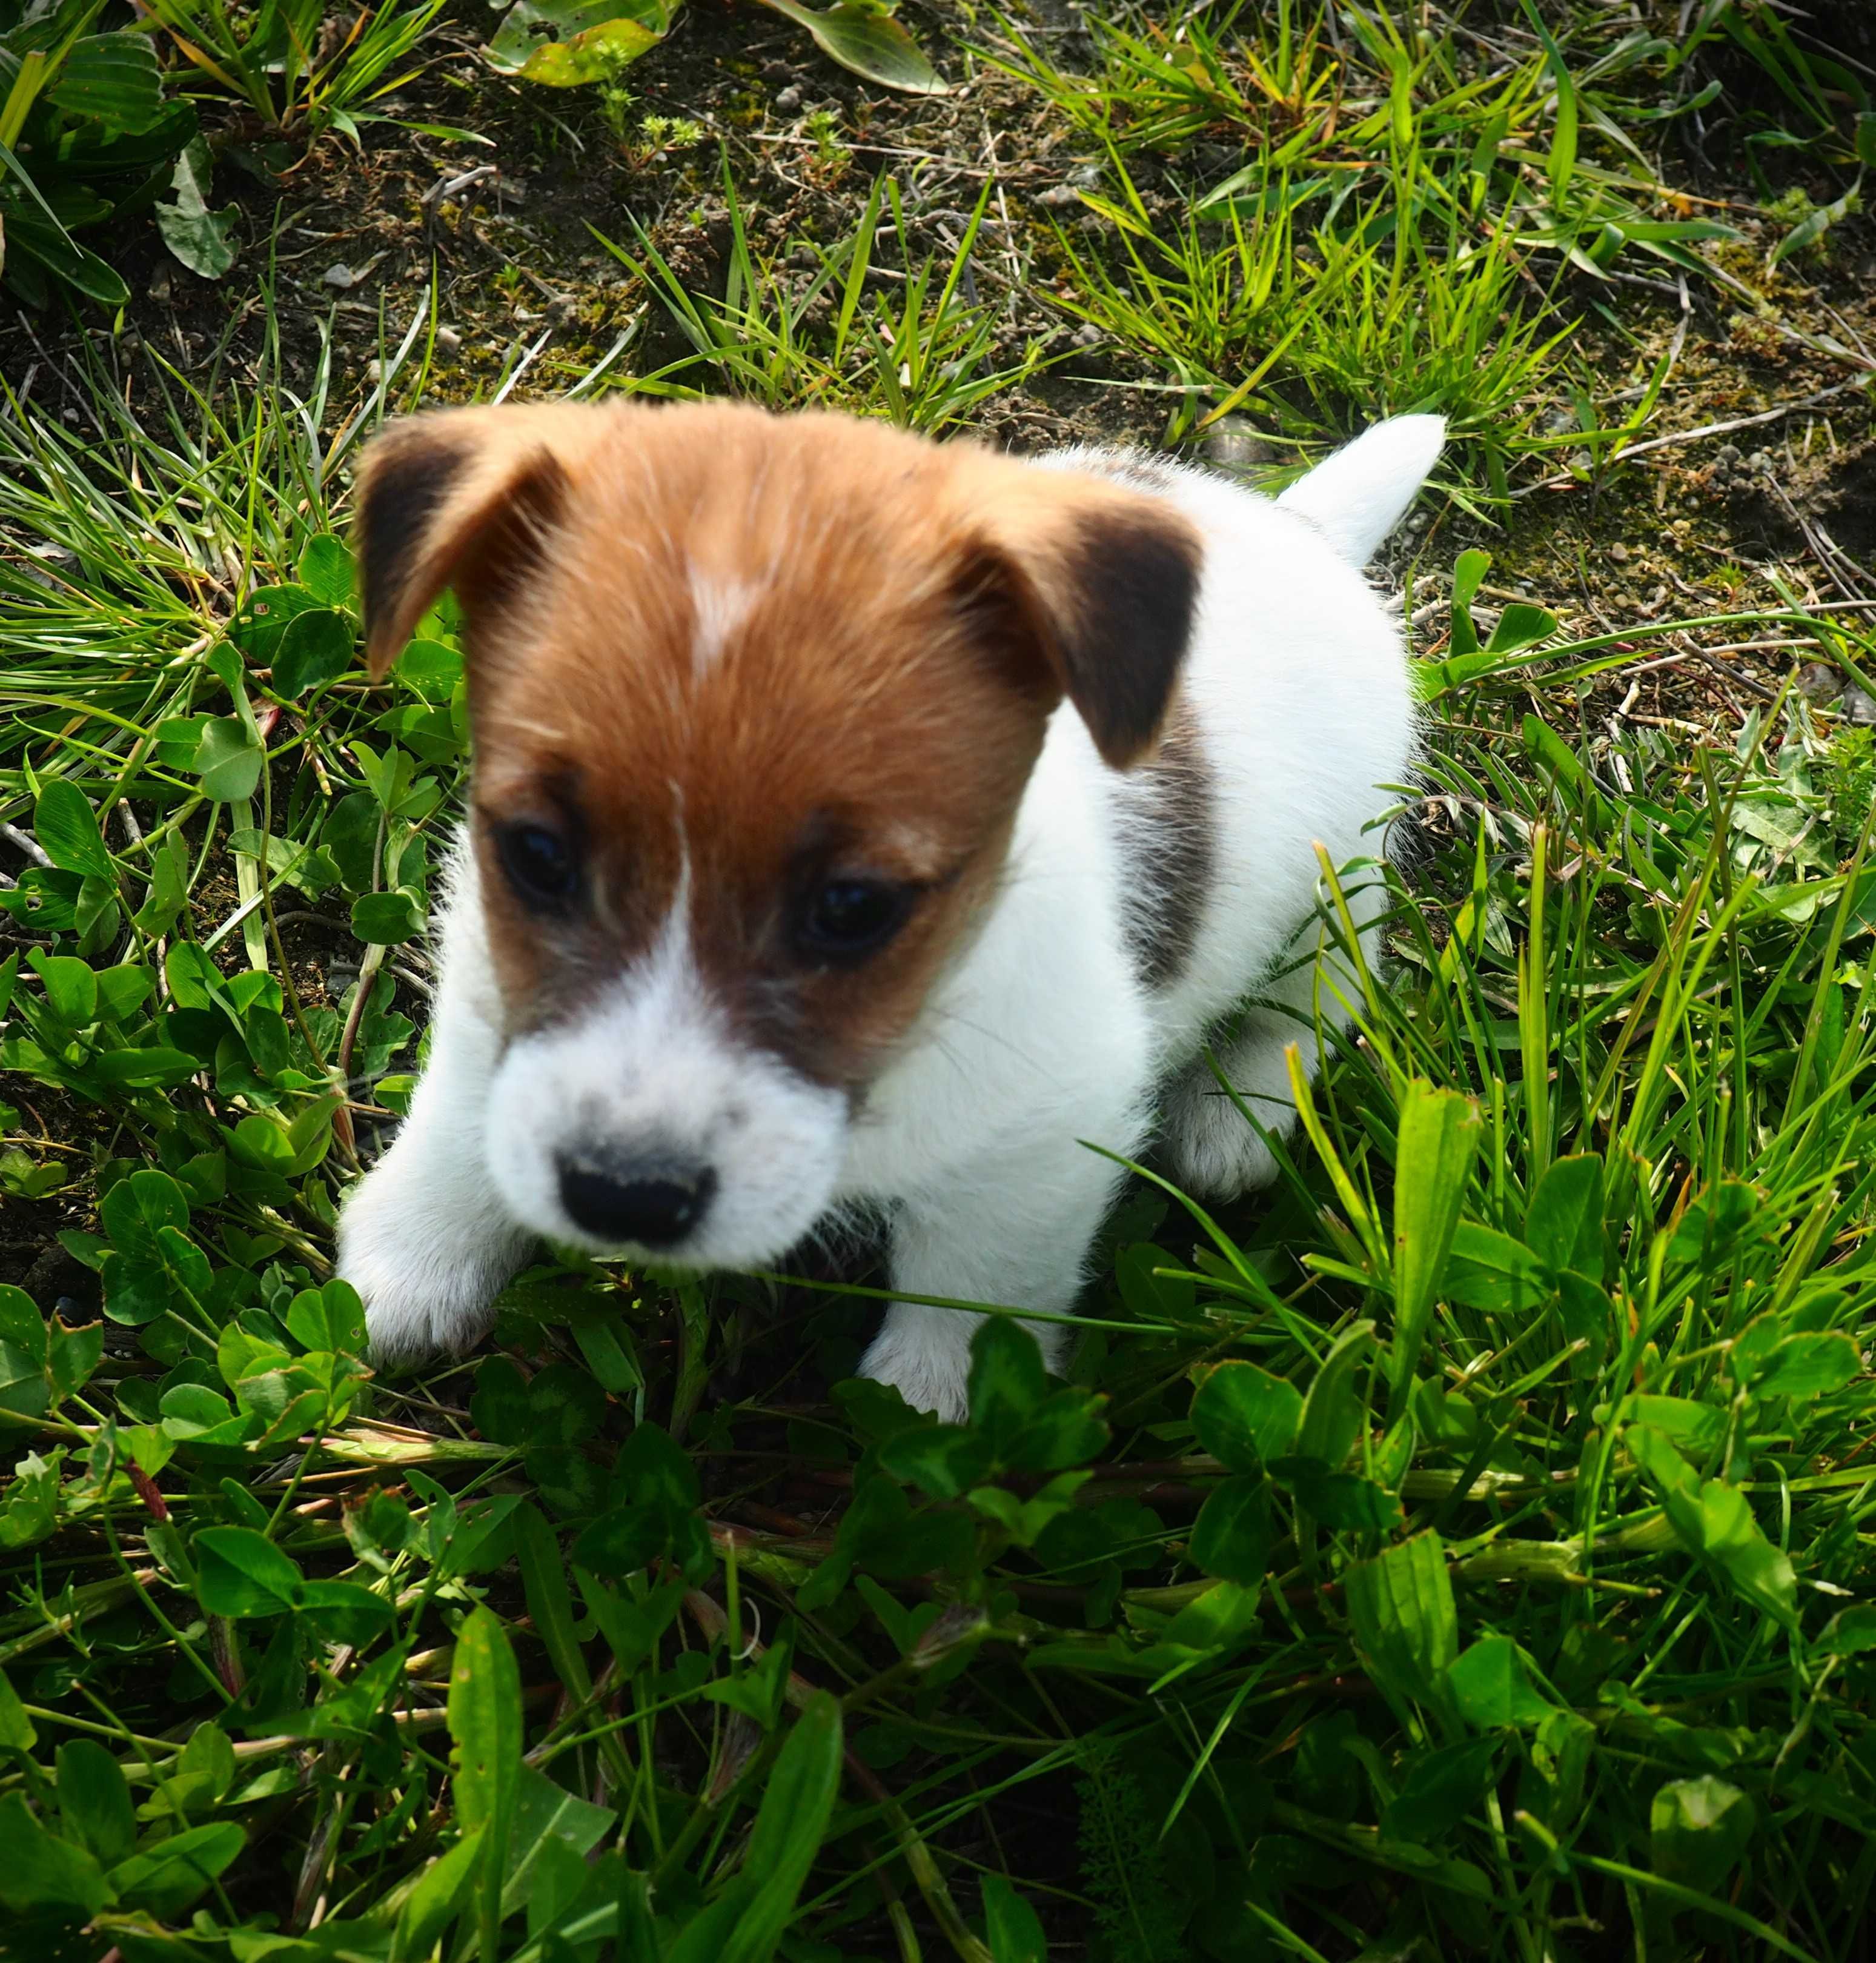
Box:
336;843;537;1365
1162;874;1387;1201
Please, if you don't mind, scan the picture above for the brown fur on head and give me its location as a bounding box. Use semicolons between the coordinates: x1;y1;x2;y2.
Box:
351;399;1201;1086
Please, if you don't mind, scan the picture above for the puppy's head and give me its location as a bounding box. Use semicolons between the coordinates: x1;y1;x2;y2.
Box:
354;401;1201;1269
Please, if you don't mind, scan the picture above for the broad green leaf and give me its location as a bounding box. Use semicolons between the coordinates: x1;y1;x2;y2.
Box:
394;637;465;693
1191;1360;1302;1471
1390;1083;1480;1388
968;1316;1049;1444
516;1502;594;1702
1524;1153;1604;1280
285;1280;368;1357
1487;603;1557;654
1294;1320;1375;1468
29;949;97;1028
0;1289;45;1363
33;779;114;881
1668;1178;1765;1266
1449;548;1491;655
0;1340;49;1424
966;1469;1091;1547
101;1169;189;1265
1279;1464;1404;1532
107;1818;244;1918
0;1790;108;1915
351;888;426;945
1629;1424;1798;1628
88;1046;199;1089
1188;1474;1273;1584
271;608;356;700
194;1526;303;1616
392;1828;482;1963
752;0;948;93
48;32;165;131
1445;1635;1555;1729
1651;1775;1755;1895
451;1607;526;1963
193;717;265;803
982;1872;1047;1962
450;1605;523;1958
298;535;356;608
720;1692;844;1963
295;1579;396;1646
1698;1481;1797;1628
0;1666;36;1750
485;0;669;82
1380;1736;1500;1844
155;135;237;279
1444;1222;1548;1314
1754;1332;1861;1401
230;584;320;662
500;1763;617;1916
1344;1530;1457;1708
57;1739;134;1868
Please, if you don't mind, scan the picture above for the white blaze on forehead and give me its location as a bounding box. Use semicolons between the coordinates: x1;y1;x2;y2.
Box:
480;874;847;1267
689;563;760;674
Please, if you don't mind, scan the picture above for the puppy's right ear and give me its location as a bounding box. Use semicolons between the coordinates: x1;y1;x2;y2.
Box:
353;407;578;680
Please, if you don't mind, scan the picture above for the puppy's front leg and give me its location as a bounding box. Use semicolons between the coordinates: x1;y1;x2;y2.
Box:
337;846;537;1363
860;1135;1138;1424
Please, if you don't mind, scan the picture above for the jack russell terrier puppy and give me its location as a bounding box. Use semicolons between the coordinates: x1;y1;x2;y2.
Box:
336;400;1441;1421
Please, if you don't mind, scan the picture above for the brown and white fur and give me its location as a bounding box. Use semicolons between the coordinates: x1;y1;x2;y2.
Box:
335;400;1442;1420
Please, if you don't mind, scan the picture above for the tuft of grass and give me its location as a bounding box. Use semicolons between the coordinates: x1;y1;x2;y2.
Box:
988;0;1868;490
600;160;1055;428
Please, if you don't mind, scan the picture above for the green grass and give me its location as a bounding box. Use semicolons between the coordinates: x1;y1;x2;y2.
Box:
5;0;1876;1958
986;0;1870;476
7;317;1876;1960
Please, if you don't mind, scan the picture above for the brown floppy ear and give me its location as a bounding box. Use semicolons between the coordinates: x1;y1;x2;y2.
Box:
965;473;1203;769
353;407;579;681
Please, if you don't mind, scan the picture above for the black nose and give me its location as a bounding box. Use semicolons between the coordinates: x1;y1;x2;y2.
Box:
556;1154;717;1248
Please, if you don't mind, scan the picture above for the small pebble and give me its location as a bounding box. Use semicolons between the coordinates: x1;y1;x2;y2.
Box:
1799;662;1845;704
774;84;802;111
1748;450;1774;474
323;262;360;289
1033;184;1082;208
1608;542;1629;562
1203;414;1273;473
364;358;383;385
434;326;463;355
1070;323;1102;348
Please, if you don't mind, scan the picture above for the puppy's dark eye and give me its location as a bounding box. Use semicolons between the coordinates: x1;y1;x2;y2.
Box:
795;878;913;963
497;821;579;907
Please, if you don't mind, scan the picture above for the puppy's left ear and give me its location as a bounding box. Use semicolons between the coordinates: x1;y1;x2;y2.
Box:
967;473;1203;769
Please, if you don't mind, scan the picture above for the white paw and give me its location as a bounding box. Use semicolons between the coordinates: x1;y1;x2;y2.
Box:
859;1317;974;1424
1161;1063;1282;1201
336;1163;533;1367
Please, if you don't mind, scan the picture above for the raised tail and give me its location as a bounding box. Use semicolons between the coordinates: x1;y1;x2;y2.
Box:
1276;414;1445;566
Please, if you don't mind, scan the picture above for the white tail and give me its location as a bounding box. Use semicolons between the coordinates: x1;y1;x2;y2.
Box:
1276;414;1445;566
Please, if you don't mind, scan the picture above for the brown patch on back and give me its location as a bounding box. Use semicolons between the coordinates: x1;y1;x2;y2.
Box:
351;400;1205;1091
